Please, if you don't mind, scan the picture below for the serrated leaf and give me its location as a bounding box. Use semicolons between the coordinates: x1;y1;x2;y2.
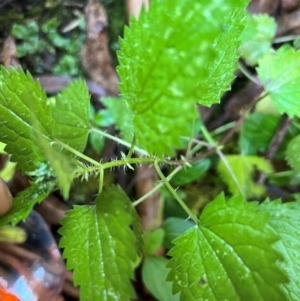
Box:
198;8;246;105
167;194;289;301
0;67;52;173
239;14;277;65
51;80;90;153
94;109;115;127
286;134;300;172
217;155;273;198
162;217;195;250
59;186;141;301
118;0;248;156
0;181;55;226
257;46;300;118
37;134;76;199
258;199;300;301
0;68;90;175
142;255;180;301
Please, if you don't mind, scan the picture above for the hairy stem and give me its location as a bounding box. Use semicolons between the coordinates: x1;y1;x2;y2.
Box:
91;127;149;156
127;135;136;159
154;162;198;224
132;165;182;206
98;167;104;194
200;124;217;146
54;140;102;166
102;157;161;170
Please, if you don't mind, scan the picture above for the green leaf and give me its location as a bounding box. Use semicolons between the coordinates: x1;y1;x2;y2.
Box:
0;67;52;173
171;159;211;186
130;203;144;257
258;199;300;300
144;228;165;254
257;46;300;118
198;8;246;105
102;97;134;142
59;186;141;301
118;0;248;156
239;113;281;155
142;255;180;301
94;109;115;127
37;134;76;199
51;79;90;152
161;217;195;249
286;134;300;172
0;68;90;175
0;181;55;226
217;155;273;198
239;14;277;66
167;194;289;301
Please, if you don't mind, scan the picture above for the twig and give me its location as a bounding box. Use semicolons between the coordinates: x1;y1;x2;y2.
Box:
257;115;291;185
182;93;268;164
265;115;291;160
154;162;198;224
238;61;262;85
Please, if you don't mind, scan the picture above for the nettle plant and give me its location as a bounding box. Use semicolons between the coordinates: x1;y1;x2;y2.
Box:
1;0;300;300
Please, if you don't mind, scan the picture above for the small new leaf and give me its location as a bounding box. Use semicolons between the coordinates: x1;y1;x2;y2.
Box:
257;46;300;118
258;199;300;301
239;14;277;66
59;186;142;301
167;194;288;301
217;155;273;197
0;181;56;226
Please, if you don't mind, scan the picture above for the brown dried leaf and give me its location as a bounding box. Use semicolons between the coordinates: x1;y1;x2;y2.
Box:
81;0;119;95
